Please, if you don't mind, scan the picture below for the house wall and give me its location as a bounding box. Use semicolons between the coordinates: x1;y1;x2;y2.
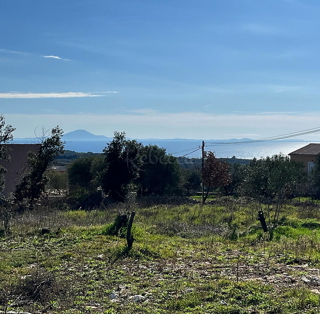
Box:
290;154;317;172
0;144;41;197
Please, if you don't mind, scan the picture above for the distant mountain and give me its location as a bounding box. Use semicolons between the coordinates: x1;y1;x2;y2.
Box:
63;129;111;141
12;129;309;158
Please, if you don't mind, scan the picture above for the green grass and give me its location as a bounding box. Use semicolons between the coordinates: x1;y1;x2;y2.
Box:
2;198;320;312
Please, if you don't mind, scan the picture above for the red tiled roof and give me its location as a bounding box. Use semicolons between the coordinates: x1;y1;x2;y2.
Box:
289;143;320;155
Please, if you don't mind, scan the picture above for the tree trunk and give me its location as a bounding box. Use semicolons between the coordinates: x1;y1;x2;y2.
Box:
126;211;136;250
203;184;211;203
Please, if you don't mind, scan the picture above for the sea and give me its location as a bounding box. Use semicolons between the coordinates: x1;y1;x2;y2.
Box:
13;138;311;160
136;140;309;160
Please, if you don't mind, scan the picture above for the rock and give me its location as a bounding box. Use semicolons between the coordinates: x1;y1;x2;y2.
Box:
109;293;118;300
0;311;32;314
97;254;104;260
185;288;194;293
310;276;320;285
301;276;311;283
86;306;99;310
129;295;146;302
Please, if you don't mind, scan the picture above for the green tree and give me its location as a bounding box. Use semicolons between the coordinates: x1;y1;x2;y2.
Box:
202;151;231;203
14;126;64;209
181;168;202;196
309;154;320;198
241;155;305;224
0;116;15;194
68;157;95;190
101;132;142;202
46;170;68;194
226;163;246;196
67;155;105;208
137;145;181;196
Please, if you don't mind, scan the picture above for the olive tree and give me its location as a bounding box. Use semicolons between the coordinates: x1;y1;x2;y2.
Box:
0;116;15;194
67;155;105;208
101;132;142;202
137;145;182;196
14;126;64;209
0;116;15;234
241;155;306;225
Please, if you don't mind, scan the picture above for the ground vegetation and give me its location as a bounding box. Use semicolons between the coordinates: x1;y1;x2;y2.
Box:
2;197;320;313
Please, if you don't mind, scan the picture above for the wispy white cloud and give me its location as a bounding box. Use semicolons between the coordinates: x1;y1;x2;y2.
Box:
232;84;305;94
0;92;114;99
128;109;159;115
258;111;300;115
42;55;70;61
100;91;119;94
0;49;70;61
0;48;28;55
43;55;62;60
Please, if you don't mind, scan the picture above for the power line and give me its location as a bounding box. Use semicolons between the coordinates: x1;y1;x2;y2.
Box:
259;126;320;141
171;146;201;155
179;147;202;157
205;126;320;146
171;126;320;157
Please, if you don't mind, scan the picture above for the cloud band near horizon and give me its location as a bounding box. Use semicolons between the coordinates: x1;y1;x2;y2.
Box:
4;111;320;141
0;92;117;98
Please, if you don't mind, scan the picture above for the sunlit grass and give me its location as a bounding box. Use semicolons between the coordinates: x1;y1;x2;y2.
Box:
2;197;320;312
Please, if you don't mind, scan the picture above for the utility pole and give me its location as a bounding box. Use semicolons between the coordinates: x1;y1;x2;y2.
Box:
201;140;205;205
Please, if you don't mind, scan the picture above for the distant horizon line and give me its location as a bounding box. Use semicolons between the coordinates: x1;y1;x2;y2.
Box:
10;128;317;143
12;137;310;142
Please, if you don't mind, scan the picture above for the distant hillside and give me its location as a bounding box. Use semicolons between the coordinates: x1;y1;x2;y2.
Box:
13;129;307;159
54;150;251;167
63;129;111;141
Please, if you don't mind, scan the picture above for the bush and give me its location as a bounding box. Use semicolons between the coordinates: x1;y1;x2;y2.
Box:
14;268;61;305
67;186;102;209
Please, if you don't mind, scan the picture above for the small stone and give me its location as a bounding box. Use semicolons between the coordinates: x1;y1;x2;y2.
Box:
109;293;118;300
129;295;146;302
301;276;311;283
0;311;31;314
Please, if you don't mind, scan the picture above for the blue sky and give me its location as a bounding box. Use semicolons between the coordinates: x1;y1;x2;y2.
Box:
2;0;320;140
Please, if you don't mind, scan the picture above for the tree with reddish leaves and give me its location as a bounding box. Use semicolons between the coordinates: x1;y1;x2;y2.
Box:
202;151;231;203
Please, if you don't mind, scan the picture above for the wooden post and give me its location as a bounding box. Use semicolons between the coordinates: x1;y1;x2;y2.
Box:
126;211;136;250
258;210;268;232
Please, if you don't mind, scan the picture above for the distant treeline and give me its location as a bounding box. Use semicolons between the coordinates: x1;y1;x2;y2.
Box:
55;150;251;168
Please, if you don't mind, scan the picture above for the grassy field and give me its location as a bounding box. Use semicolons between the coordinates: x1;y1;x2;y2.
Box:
2;197;320;313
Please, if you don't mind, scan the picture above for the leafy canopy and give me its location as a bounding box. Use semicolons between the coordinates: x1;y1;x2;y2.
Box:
101;132;143;202
14;126;64;208
0;116;15;194
202;151;231;202
241;154;305;202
